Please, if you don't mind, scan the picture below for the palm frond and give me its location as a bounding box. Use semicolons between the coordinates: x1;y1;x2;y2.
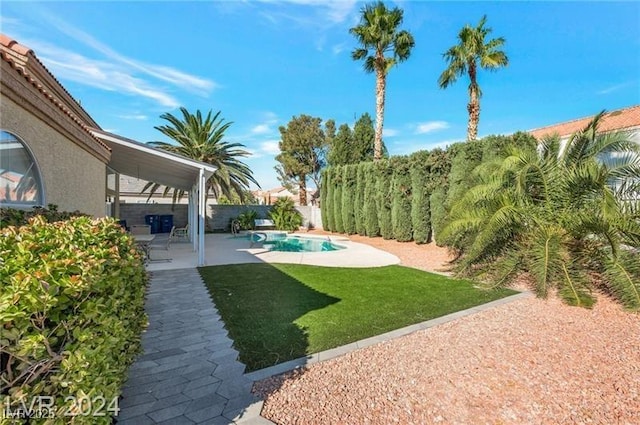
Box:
557;261;595;308
603;252;640;310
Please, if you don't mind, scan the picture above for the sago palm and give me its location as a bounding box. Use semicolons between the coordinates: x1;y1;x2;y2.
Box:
142;107;259;204
441;112;640;309
438;15;508;141
350;1;414;161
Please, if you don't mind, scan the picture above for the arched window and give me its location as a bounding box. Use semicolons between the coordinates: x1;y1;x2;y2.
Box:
0;130;44;207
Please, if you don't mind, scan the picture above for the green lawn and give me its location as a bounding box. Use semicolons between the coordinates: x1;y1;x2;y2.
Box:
199;263;516;371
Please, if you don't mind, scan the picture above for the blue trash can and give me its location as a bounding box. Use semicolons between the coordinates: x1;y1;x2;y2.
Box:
160;215;174;233
144;214;161;234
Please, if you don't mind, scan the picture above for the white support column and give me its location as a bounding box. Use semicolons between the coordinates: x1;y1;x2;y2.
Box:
198;168;206;266
189;188;197;252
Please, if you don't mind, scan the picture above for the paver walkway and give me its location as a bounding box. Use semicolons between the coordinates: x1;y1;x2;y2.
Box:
117;269;271;424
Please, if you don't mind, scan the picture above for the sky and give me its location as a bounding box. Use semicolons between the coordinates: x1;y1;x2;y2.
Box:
1;1;639;190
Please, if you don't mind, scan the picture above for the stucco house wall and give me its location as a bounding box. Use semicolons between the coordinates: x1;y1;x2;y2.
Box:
1;36;110;217
1;95;107;216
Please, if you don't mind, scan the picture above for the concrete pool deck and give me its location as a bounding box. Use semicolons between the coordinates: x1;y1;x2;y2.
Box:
147;232;400;271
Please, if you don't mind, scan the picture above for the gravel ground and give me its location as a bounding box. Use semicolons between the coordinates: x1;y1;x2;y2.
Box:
254;234;640;425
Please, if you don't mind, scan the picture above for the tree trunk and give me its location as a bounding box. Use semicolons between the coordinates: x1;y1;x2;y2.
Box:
299;177;308;206
467;64;479;141
374;69;386;161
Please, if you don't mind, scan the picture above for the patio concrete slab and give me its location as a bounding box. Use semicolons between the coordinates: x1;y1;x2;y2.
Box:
118;268;269;424
146;233;400;271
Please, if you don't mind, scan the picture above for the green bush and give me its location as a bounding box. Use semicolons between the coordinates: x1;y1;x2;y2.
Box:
391;156;413;242
0;204;86;228
236;209;258;230
354;163;367;235
333;167;344;233
0;214;148;423
429;187;447;246
320;169;329;230
341;165;357;234
363;162;379;237
410;152;431;244
269;198;303;231
375;160;394;239
324;168;335;232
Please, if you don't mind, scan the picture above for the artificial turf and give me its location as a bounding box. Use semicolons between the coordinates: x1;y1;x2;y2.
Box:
199;263;516;371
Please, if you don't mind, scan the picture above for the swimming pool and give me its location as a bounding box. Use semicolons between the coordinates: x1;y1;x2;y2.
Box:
263;235;344;252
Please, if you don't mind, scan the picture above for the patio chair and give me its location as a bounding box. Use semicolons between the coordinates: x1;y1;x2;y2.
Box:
173;223;189;242
147;226;174;262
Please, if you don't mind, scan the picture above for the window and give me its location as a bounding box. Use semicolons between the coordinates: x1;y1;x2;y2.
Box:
0;130;44;207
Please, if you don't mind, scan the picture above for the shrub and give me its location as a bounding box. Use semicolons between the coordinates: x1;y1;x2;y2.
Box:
237;209;258;230
0;204;85;228
324;168;335;232
341;165;357;234
375;160;394;239
391;156;413;242
429;187;447;245
0;214;148;423
320;169;329;230
410;152;431;244
363;162;379;237
354;162;367;235
333;167;344;233
269;198;303;231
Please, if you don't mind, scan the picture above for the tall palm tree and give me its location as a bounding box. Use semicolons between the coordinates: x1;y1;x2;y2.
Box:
350;1;414;161
142;107;259;204
441;113;640;309
438;15;508;141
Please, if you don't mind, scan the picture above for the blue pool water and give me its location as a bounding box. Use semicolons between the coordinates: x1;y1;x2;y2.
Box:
263;236;344;252
235;232;344;252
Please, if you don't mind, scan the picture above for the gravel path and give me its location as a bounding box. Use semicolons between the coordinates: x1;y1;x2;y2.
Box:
254;235;640;424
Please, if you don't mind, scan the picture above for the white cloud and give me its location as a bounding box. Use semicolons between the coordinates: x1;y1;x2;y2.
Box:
118;114;148;120
597;81;633;95
261;140;281;155
259;0;357;24
383;128;399;137
251;124;272;135
415;121;450;134
332;42;347;55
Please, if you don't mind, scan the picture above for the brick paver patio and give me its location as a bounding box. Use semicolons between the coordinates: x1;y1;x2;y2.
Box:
117;269;271;424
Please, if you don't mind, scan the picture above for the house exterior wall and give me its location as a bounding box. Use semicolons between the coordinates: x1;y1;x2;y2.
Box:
0;95;106;216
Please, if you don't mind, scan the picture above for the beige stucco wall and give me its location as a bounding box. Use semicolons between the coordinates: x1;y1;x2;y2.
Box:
1;96;107;217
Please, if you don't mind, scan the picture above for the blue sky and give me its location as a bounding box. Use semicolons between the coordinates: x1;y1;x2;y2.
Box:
2;1;639;189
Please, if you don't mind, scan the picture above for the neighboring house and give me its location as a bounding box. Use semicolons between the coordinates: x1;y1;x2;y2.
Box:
253;186;318;206
528;104;640;143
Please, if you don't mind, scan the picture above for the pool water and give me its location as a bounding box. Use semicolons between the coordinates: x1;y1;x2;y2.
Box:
263;236;344;252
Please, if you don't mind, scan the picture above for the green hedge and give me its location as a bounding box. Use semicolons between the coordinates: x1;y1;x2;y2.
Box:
333;169;344;233
391;156;412;242
376;160;394;239
410;152;431;244
354;163;367;235
363;162;379;237
0;214;148;423
320;169;329;230
341;165;357;234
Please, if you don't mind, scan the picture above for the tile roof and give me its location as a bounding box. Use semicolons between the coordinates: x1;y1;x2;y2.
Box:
529;105;640;139
0;34;110;154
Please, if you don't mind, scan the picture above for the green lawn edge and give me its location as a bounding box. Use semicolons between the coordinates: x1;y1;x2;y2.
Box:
199;263;517;371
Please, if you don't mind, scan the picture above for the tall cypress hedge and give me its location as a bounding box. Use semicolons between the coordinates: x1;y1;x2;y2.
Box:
341;165;356;234
410;151;431;244
430;187;447;245
324;168;335;232
391;156;413;242
363;162;379;237
354;162;367;235
333;166;344;233
376;159;394;239
320;169;329;230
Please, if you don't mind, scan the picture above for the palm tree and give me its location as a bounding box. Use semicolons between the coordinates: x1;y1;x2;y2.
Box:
142;107;259;204
441;112;640;309
438;15;508;141
350;1;414;161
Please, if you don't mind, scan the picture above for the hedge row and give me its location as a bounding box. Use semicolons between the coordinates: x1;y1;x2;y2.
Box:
1;213;148;424
320;132;537;244
321;149;451;243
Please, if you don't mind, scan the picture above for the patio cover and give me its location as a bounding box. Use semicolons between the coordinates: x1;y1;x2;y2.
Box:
91;129;216;266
